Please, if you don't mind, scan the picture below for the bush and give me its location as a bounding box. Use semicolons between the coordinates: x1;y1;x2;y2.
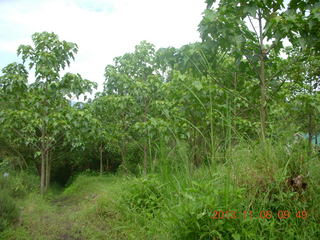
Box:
0;171;39;198
0;190;19;232
166;181;245;240
121;175;164;216
63;175;102;197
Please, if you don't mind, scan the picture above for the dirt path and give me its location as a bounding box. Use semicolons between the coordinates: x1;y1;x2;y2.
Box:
11;177;127;240
50;197;84;240
28;195;84;240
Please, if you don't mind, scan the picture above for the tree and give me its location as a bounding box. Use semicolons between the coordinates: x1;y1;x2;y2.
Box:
0;63;30;170
70;96;122;174
282;47;320;150
0;32;96;194
104;41;166;174
275;1;320;53
199;0;299;141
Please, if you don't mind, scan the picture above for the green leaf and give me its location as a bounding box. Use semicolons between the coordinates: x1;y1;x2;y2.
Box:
192;81;203;90
34;151;41;158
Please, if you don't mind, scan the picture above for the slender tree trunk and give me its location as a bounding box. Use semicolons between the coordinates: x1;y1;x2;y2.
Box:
99;144;103;175
259;57;267;141
40;149;46;195
258;11;267;142
106;155;109;172
231;71;237;147
308;112;313;151
209;89;214;163
233;72;237;118
143;141;147;175
308;80;314;154
192;128;197;167
195;136;202;167
226;95;231;150
121;139;127;171
45;150;50;191
143;100;149;175
40;127;46;195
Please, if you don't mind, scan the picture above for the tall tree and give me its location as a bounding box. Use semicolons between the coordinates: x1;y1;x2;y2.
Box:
0;32;96;194
199;0;297;141
104;41;165;174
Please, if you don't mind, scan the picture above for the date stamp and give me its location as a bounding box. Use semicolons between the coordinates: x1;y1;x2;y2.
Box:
210;210;308;220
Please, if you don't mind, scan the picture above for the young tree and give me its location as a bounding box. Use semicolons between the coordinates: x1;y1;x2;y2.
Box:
104;41;165;174
199;0;300;141
0;32;96;194
199;0;320;142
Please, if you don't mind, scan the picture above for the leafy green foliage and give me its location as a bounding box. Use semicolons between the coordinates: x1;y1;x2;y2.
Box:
0;31;96;193
0;172;39;198
121;175;164;216
0;2;320;238
167;182;244;240
0;190;19;232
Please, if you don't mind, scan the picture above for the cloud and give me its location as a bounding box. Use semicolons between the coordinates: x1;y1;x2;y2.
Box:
75;0;114;12
0;0;205;91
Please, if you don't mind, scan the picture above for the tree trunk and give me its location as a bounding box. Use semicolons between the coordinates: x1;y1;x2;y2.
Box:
121;139;127;171
259;56;267;142
45;150;50;192
226;94;231;150
106;156;109;172
143;141;147;175
99;144;103;175
308;112;313;152
194;136;202;167
258;11;267;142
40;149;46;195
143;100;149;175
233;72;237;118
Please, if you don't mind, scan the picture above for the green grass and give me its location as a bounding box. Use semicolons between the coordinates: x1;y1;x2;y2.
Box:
116;141;320;239
1;142;319;240
0;174;135;240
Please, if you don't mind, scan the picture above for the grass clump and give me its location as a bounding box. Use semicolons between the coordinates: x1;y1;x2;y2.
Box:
0;171;39;198
121;175;165;216
1;141;319;240
166;181;245;240
112;140;320;239
0;171;38;234
0;190;19;232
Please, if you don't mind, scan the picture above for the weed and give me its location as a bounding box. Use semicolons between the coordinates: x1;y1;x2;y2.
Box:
0;190;19;232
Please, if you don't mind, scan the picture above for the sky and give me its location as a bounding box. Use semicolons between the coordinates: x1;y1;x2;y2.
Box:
0;0;206;92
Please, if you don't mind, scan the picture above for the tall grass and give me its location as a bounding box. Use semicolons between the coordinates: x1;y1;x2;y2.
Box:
117;136;320;239
2;143;318;240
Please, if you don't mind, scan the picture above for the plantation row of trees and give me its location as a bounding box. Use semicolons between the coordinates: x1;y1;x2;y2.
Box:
1;0;319;193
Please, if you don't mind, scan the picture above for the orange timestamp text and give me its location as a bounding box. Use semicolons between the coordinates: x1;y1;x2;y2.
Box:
210;210;308;220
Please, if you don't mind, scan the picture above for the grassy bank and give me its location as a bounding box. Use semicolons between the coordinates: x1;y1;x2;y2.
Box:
1;142;319;240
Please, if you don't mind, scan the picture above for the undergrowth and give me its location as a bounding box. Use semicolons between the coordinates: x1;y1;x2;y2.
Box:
1;141;319;239
116;140;320;239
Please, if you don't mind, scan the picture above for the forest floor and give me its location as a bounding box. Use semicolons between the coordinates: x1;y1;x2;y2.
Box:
1;160;320;240
1;175;135;240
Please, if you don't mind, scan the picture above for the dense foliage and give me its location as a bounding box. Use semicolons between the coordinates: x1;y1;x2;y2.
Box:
0;0;319;239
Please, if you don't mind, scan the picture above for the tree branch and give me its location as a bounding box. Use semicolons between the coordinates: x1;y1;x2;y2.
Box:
248;15;259;39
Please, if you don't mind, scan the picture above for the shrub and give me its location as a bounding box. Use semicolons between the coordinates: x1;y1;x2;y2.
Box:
63;175;101;197
166;181;245;240
0;190;19;232
0;171;39;198
121;175;164;216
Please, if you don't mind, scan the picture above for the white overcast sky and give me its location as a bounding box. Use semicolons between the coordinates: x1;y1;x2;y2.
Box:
0;0;206;91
